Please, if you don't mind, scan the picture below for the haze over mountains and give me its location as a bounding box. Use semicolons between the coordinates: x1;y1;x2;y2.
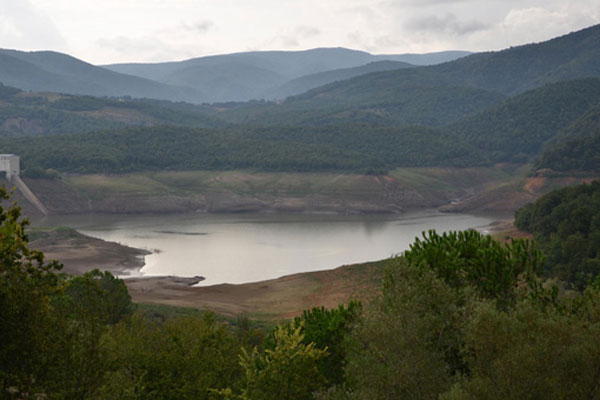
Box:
1;24;600;176
0;47;470;103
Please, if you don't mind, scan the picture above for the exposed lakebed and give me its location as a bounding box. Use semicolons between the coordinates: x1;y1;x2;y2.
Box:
34;210;495;286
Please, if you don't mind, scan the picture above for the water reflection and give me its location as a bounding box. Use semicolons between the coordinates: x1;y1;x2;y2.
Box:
33;210;494;286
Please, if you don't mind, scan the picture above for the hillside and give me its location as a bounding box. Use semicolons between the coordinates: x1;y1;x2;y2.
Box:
0;84;223;136
104;48;469;102
261;60;413;100
255;24;600;124
535;105;600;173
214;68;505;127
0;124;484;174
0;49;202;102
447;78;600;162
515;180;600;289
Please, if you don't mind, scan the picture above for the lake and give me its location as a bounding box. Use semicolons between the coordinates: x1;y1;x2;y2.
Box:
35;210;495;286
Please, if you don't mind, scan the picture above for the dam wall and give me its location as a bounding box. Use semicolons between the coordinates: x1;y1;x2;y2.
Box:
0;154;48;215
10;175;49;216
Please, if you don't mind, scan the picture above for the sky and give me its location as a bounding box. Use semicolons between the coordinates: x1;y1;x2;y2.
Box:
1;0;599;64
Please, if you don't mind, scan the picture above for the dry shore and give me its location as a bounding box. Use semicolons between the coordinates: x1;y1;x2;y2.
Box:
29;226;385;319
29;227;150;276
29;218;513;320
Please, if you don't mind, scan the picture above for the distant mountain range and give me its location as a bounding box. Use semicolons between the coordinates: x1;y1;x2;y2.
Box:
1;24;600;175
0;47;470;103
0;49;201;103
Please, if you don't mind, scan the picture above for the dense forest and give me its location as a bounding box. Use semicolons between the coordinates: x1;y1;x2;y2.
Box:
0;124;485;174
535;105;600;173
1;76;600;175
515;180;600;289
3;183;600;399
0;83;224;136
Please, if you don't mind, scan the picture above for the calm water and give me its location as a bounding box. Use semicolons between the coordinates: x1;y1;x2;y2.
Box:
35;210;495;286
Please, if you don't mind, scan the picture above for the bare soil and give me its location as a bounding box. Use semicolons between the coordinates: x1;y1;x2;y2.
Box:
29;228;149;276
126;261;386;319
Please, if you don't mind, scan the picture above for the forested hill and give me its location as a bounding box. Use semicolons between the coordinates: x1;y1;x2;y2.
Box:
260;60;414;100
0;124;485;174
103;48;469;102
430;24;600;94
214;69;506;127
0;49;202;102
515;180;600;289
263;23;600;117
535;105;600;173
447;78;600;162
0;84;224;136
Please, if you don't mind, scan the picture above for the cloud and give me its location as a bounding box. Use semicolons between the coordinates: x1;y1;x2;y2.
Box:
182;20;214;34
96;36;194;62
0;0;66;50
276;25;322;48
405;14;489;36
295;26;321;38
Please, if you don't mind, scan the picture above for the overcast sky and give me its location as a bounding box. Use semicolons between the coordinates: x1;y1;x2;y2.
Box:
1;0;599;64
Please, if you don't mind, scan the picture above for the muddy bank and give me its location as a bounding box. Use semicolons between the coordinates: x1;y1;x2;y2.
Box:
126;261;385;319
29;227;150;276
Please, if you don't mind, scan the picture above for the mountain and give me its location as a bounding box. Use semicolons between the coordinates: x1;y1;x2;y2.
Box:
431;24;600;95
448;78;600;162
373;50;472;66
535;105;600;172
210;24;600;129
104;48;470;102
212;68;505;127
272;24;600;115
0;49;203;102
0;83;223;136
261;60;413;100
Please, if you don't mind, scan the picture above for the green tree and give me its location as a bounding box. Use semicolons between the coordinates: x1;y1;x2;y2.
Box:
98;312;241;400
443;293;600;399
292;302;361;386
342;258;464;400
404;229;544;307
218;321;328;400
0;187;62;397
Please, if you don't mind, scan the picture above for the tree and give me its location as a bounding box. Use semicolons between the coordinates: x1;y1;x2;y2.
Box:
98;312;241;400
404;229;544;307
342;258;463;400
0;187;62;397
217;321;328;400
292;302;361;386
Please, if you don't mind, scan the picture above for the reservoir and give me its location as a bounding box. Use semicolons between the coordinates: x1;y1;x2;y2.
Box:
36;210;495;286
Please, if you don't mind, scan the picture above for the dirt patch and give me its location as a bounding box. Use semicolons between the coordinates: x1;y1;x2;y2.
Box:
29;227;150;276
523;176;546;193
126;261;386;320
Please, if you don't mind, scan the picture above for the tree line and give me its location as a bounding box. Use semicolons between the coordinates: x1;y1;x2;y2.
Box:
3;183;600;399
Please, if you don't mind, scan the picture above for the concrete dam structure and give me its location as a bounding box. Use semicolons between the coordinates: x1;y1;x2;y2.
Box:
0;154;49;216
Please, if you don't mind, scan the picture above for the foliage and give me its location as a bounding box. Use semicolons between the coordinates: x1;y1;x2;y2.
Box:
404;229;544;306
443;293;600;400
292;302;361;386
515;180;600;289
0;84;223;137
343;258;465;400
448;78;600;162
0;186;62;397
340;235;600;400
233;322;328;400
0;123;485;175
535;104;600;172
97;313;241;400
